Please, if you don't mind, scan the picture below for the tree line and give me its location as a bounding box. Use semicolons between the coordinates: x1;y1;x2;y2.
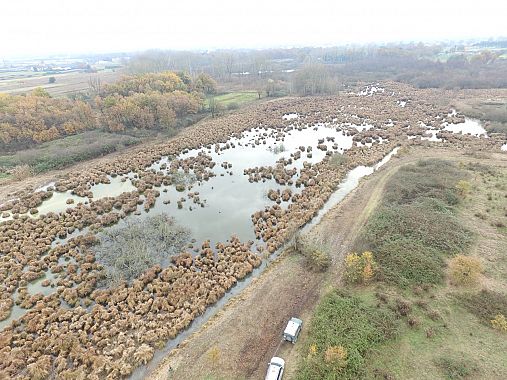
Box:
0;72;217;152
126;44;507;96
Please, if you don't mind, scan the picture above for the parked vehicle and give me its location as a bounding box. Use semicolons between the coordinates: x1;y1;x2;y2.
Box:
265;356;285;380
283;317;303;344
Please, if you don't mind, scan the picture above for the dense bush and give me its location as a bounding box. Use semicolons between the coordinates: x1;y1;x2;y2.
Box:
0;92;96;151
296;291;398;380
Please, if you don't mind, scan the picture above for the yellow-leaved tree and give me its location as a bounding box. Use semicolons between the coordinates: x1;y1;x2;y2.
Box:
345;251;376;284
324;345;348;370
449;255;482;286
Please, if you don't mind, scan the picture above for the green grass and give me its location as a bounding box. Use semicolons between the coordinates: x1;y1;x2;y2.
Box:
206;91;258;108
0;130;144;173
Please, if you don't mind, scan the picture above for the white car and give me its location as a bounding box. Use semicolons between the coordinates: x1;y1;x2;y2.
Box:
265;356;285;380
283;317;303;344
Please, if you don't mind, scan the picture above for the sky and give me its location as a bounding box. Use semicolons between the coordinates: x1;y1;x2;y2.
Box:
1;0;506;58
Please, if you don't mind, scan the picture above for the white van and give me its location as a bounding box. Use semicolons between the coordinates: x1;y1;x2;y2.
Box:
283;317;303;344
265;356;285;380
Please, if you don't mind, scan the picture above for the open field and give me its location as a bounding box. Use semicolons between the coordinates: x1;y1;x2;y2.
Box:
207;91;259;109
0;69;122;97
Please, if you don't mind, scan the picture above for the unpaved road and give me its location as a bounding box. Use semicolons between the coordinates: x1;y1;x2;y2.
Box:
147;147;487;380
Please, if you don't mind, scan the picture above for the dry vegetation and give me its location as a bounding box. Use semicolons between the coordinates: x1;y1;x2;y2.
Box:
0;81;505;379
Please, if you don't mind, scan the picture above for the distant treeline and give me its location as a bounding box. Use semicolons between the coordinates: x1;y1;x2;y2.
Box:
0;72;217;152
126;44;507;94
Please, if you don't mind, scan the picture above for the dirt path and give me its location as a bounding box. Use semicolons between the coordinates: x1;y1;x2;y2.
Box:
148;147;473;380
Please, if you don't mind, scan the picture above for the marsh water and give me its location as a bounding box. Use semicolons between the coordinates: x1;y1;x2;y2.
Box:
0;115;494;331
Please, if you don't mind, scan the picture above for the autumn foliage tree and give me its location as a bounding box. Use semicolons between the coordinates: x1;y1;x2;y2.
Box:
449;254;483;286
344;251;377;284
0;71;209;152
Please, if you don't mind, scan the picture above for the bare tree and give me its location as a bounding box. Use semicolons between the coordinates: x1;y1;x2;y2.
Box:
88;76;102;96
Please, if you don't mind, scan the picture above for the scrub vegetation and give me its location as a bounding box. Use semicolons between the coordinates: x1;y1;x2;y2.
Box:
298;158;507;379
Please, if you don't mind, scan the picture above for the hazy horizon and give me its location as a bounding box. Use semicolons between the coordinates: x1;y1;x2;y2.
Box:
1;0;506;59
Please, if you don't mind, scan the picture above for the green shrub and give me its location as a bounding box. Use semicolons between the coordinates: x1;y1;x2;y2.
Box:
356;159;473;289
363;203;472;256
374;238;445;287
383;159;464;206
296;291;399;380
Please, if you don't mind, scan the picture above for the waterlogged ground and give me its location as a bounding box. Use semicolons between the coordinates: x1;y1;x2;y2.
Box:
0;114;486;331
3;122;361;243
2;85;506;380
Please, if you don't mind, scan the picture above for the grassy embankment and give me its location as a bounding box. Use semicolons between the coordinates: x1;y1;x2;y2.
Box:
297;159;507;380
0;130;142;175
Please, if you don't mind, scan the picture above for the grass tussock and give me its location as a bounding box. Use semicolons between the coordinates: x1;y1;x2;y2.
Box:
456;289;507;327
294;233;331;272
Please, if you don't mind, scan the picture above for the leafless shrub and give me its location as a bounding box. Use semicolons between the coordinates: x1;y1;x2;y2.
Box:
94;213;190;286
11;165;33;180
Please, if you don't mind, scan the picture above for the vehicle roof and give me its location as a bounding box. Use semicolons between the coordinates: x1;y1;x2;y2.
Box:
271;356;285;366
284;318;302;337
266;358;284;380
265;365;282;380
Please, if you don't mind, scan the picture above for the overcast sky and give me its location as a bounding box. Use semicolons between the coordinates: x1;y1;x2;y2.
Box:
1;0;506;58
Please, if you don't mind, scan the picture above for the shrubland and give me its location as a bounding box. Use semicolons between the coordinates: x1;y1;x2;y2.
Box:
298;159;507;378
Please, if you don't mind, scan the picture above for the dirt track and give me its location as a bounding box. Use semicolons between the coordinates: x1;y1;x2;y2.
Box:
147;147;482;380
